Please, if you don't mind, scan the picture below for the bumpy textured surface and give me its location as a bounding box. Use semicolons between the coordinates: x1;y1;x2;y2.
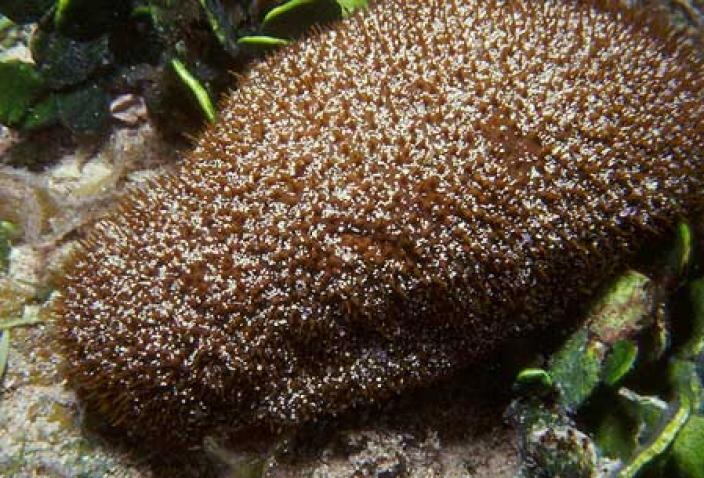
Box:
56;0;703;445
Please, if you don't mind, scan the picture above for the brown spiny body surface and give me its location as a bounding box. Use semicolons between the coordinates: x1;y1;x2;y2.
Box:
56;0;703;445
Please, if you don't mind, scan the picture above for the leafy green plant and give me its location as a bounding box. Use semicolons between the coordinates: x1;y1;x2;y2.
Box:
511;223;704;478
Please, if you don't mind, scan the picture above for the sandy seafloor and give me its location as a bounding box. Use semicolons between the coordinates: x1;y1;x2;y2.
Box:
0;1;702;477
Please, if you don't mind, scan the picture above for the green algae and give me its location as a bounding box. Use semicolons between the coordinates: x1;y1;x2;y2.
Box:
680;278;704;359
0;60;44;127
544;270;654;410
337;0;369;17
197;0;239;55
548;329;603;410
261;0;342;38
589;271;653;344
515;368;553;390
670;415;704;477
171;58;217;123
512;224;704;478
603;339;639;386
0;0;371;136
616;360;700;477
237;35;291;53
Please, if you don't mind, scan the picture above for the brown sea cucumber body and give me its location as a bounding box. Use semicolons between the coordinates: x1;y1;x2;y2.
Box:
56;0;704;445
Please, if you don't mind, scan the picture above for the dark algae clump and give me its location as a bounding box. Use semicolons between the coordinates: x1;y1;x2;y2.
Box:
55;0;704;446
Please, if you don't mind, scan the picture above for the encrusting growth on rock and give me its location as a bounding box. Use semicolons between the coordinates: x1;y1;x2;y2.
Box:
55;0;704;445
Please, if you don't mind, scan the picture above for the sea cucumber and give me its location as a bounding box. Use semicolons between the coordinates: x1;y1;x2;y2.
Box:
55;0;704;445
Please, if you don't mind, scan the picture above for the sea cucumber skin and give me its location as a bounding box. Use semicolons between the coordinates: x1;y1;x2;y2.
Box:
56;0;703;444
